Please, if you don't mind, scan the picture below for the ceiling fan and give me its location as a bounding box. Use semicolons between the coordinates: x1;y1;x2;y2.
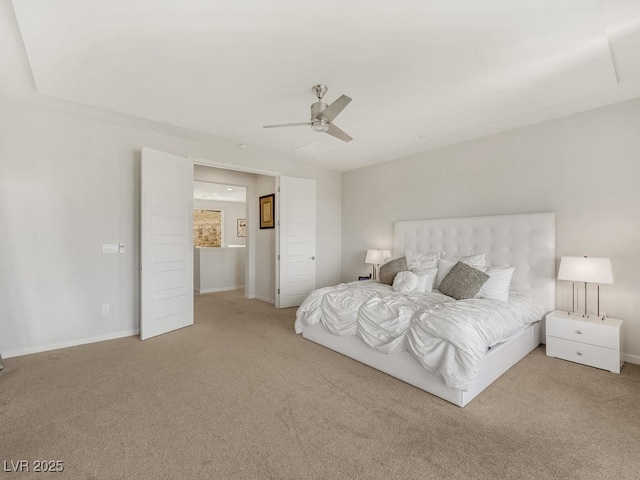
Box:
263;85;353;142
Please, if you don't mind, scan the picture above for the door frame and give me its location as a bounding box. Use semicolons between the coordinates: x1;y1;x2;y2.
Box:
188;156;281;300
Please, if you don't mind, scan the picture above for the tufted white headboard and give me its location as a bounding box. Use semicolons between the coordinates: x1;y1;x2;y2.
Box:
394;212;556;313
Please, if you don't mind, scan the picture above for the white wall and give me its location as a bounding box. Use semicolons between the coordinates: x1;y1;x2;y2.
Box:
0;99;342;358
193;198;247;247
342;98;640;362
195;247;246;294
256;176;276;303
194;248;201;291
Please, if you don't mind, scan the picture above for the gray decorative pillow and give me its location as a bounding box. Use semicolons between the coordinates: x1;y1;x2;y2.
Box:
379;257;407;285
438;261;490;300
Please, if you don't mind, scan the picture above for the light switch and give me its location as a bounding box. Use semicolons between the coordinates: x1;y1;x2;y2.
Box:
119;243;126;254
102;243;118;254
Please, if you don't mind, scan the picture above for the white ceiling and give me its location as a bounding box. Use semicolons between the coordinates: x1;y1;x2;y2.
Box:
194;181;246;203
8;0;640;171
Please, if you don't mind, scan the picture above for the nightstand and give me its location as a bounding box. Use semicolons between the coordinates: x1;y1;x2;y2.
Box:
546;311;623;374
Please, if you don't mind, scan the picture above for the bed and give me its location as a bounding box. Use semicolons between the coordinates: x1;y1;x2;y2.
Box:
295;212;556;407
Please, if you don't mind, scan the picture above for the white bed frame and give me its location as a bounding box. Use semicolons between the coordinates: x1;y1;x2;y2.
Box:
303;212;556;407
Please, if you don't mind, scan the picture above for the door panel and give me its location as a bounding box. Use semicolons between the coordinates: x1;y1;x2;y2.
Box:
141;147;194;340
277;176;316;308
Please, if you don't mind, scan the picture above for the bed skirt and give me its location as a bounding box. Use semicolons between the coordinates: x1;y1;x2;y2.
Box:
302;321;542;407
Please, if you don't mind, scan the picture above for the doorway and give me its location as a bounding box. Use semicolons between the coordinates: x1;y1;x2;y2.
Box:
193;180;248;295
192;164;277;304
140;147;317;340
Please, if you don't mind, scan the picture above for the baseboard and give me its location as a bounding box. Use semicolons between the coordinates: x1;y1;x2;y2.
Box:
622;352;640;365
195;285;244;294
255;295;275;304
2;329;139;359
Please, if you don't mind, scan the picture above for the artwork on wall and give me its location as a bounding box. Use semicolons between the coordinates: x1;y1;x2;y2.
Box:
194;210;222;247
237;219;246;237
259;194;275;229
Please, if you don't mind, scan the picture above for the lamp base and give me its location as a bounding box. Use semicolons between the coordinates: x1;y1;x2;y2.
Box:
567;311;607;321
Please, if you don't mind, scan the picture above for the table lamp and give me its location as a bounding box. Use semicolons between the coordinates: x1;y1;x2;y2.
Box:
365;249;391;280
557;256;613;320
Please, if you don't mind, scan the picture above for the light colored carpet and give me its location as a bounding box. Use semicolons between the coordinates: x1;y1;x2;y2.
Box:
1;290;639;480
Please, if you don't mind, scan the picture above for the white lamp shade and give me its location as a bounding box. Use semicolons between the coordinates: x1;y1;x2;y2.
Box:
365;249;391;265
557;256;614;284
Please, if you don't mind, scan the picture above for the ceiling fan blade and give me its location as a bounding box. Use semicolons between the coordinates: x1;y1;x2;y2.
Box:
315;95;352;122
325;123;353;142
263;122;311;128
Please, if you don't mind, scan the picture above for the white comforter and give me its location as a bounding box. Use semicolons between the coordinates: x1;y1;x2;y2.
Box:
294;281;544;390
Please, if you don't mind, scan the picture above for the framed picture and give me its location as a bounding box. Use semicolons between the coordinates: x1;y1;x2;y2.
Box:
193;209;222;247
237;219;246;237
259;194;275;229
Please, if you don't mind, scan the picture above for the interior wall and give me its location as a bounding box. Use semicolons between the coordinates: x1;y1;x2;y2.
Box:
255;176;276;303
193;198;247;247
193;198;247;293
195;247;246;294
0;99;342;358
342;97;640;362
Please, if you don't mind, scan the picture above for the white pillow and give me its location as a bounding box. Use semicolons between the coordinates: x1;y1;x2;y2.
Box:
405;250;439;272
392;271;418;293
442;253;485;264
476;266;515;302
435;254;486;289
413;268;438;293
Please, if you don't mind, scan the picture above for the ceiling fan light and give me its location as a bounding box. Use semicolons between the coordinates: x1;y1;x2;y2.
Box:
312;122;329;133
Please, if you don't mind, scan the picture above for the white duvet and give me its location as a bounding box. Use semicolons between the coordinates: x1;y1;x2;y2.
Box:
294;281;544;390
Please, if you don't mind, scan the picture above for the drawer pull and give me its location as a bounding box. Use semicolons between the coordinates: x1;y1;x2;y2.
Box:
576;351;583;356
575;330;583;334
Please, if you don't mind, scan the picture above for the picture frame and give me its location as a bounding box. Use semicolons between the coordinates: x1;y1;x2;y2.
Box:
193;209;222;247
237;218;246;237
259;194;275;229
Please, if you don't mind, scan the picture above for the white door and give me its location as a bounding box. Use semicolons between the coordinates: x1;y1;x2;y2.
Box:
276;176;316;308
140;147;194;340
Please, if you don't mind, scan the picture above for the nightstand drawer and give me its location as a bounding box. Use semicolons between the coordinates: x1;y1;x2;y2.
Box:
546;315;619;349
546;337;620;373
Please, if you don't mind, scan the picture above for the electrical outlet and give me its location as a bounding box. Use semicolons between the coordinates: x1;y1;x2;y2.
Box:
102;304;110;314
